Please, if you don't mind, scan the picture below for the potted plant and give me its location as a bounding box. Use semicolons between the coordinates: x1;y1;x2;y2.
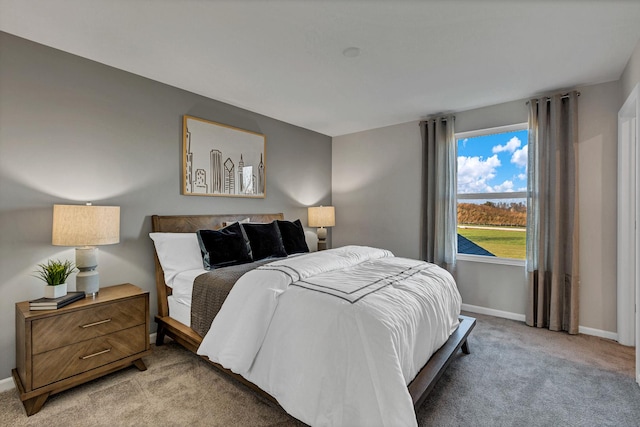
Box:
34;259;76;298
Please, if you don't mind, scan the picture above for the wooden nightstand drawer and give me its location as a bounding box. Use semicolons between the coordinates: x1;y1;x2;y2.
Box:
32;324;146;389
32;296;145;354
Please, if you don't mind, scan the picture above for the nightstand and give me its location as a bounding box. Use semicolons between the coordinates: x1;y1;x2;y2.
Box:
12;283;151;416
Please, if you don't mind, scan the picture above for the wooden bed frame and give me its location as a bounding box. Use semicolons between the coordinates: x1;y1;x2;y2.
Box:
151;213;476;414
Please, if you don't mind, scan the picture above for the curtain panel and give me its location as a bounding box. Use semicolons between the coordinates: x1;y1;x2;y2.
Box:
526;92;580;334
420;116;457;272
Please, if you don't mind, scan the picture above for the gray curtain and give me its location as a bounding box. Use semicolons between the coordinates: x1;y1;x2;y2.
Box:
421;115;457;271
526;92;580;334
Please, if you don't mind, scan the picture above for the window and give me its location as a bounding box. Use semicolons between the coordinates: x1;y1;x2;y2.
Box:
456;124;528;262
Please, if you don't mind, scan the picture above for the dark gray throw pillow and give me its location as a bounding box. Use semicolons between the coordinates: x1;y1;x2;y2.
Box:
241;221;287;261
277;219;309;255
196;222;253;269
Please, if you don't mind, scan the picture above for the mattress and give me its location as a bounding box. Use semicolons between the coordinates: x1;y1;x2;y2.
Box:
167;269;205;327
167;295;191;327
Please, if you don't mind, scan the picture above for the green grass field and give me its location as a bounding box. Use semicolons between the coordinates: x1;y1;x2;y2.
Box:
458;226;526;259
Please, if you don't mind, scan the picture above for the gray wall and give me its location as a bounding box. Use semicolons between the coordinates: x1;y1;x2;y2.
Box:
0;32;332;379
333;82;621;334
332;121;422;258
621;37;640;101
577;81;620;333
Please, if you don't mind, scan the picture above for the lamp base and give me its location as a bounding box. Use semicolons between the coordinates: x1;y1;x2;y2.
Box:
316;227;329;251
316;227;327;241
76;271;99;297
76;247;99;297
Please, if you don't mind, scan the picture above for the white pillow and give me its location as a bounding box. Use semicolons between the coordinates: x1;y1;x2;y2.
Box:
149;233;203;287
304;230;318;252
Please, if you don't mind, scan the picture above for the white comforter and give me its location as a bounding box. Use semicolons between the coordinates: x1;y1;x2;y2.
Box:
197;246;462;427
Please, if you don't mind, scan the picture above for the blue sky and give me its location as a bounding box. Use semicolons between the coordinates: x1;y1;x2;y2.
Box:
457;129;528;194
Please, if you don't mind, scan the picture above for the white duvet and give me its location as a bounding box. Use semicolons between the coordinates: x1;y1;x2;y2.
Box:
197;246;462;427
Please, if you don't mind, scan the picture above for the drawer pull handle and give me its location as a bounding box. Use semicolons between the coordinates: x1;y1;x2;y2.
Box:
80;319;112;328
80;348;111;360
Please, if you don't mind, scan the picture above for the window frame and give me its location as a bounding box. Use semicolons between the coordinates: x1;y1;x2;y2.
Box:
456;122;528;266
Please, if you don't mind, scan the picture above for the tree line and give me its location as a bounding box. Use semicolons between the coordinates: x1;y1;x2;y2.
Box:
458;201;527;227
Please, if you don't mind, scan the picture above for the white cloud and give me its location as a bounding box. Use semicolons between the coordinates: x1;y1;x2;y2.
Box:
457;154;500;193
492;136;521;154
511;144;528;168
492;180;514;192
518;173;526;181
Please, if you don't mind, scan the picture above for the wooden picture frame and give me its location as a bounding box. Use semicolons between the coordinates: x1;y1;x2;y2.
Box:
182;115;266;198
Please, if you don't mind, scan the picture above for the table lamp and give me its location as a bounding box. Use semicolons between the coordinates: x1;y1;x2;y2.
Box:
52;203;120;297
308;205;335;251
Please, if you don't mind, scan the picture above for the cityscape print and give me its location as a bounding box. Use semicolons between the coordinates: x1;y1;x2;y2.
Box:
183;116;265;197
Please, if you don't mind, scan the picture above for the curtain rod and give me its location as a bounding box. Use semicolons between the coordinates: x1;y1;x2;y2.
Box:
526;91;580;105
419;116;455;125
420;90;581;122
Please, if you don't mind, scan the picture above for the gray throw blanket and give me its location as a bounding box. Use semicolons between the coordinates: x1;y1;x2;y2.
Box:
190;259;275;337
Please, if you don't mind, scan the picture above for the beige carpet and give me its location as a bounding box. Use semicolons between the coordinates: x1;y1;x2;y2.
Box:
1;313;637;426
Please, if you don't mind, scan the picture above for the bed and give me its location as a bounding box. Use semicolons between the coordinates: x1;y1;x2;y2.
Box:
150;213;475;426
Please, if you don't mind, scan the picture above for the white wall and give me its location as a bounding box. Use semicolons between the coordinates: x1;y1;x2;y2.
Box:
333;82;620;334
0;33;332;379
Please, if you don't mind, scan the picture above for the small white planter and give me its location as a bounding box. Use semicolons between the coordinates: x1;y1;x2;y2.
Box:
44;283;67;299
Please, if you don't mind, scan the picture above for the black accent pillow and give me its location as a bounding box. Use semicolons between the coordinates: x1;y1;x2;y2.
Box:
241;221;287;261
196;222;253;269
277;219;309;255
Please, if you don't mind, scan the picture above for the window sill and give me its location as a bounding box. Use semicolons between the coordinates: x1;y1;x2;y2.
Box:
457;254;525;267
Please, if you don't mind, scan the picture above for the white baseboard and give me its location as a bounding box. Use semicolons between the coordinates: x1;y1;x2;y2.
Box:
462;303;619;341
1;332;159;394
578;325;618;341
0;376;14;393
462;303;526;322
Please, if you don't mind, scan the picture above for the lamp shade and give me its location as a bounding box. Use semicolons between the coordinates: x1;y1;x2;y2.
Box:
308;206;335;228
52;204;120;246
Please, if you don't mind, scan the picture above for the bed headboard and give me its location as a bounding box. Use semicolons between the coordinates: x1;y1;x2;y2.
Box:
151;213;285;317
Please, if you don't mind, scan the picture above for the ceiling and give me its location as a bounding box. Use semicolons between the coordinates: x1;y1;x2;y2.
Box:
2;1;640;137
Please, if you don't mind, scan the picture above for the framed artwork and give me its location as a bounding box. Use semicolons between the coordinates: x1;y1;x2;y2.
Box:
182;115;266;198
